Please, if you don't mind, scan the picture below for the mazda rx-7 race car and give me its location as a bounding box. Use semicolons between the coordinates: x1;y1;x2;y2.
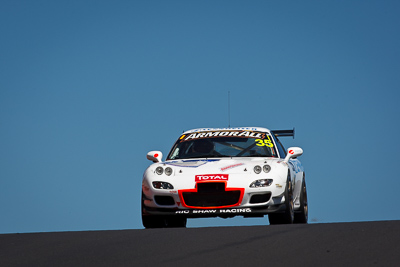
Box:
141;127;307;228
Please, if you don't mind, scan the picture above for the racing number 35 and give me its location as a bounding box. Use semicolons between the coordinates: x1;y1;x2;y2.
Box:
255;137;274;147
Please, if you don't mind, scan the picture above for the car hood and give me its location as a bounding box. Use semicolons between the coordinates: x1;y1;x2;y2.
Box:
158;157;284;176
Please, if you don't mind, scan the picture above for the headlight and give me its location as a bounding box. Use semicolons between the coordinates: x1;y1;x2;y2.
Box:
165;167;173;176
155;167;164;175
263;164;271;173
250;179;273;188
152;181;174;189
254;165;262;174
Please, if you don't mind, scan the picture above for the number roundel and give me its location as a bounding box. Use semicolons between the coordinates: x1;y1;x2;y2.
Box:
255;137;274;147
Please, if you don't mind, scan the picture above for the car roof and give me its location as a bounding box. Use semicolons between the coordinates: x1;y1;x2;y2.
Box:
183;127;271;134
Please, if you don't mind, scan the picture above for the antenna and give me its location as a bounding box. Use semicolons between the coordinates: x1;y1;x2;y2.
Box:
228;91;230;127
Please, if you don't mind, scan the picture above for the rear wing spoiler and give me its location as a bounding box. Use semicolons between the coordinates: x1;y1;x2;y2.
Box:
271;128;295;139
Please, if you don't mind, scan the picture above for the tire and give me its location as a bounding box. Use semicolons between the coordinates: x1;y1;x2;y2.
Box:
165;216;187;228
142;215;165;228
142;192;187;228
268;174;294;225
142;215;187;229
294;178;308;224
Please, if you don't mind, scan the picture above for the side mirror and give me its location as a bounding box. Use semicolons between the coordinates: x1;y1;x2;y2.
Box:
147;151;163;163
284;147;303;162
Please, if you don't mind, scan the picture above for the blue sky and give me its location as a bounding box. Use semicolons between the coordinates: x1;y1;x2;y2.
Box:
1;0;399;233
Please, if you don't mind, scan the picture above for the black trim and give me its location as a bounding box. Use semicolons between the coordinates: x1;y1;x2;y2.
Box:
271;128;295;139
154;196;175;206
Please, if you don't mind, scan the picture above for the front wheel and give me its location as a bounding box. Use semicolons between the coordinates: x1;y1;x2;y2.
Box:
142;215;187;229
142;215;165;228
142;192;187;228
294;178;308;224
268;175;294;225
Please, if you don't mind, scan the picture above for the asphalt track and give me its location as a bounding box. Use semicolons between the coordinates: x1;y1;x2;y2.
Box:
1;220;400;267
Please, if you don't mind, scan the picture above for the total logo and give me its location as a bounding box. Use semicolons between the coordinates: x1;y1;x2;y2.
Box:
195;174;229;181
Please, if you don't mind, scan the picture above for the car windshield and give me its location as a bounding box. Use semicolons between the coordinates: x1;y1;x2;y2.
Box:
167;130;278;160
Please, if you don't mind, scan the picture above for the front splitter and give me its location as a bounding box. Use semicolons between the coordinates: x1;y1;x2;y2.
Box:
142;204;286;218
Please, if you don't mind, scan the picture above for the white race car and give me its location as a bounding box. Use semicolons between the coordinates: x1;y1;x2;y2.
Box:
141;127;307;228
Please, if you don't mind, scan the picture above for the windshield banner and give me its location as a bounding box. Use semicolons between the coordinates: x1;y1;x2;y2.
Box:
179;130;267;142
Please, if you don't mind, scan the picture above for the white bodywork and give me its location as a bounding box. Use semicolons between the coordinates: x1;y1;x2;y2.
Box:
141;127;306;226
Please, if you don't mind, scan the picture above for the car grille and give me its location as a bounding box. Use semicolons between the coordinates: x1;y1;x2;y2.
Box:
181;182;242;207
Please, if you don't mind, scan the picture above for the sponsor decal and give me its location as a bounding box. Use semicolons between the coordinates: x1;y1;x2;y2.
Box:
289;150;294;154
193;210;217;214
220;163;244;172
176;210;190;214
220;208;252;213
195;174;229;181
181;130;266;142
190;127;259;132
175;208;252;214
